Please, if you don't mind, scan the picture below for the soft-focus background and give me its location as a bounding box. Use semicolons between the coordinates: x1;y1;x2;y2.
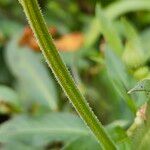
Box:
0;0;150;149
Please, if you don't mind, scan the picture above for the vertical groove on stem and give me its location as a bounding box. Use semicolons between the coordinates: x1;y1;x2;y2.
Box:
18;0;116;149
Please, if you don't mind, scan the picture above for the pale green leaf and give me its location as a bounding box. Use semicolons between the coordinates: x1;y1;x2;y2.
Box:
141;28;150;60
128;79;150;95
84;0;150;49
105;47;137;112
0;85;19;105
5;33;58;111
84;18;100;48
62;136;101;150
131;123;150;150
0;16;22;36
0;85;20;113
122;19;145;68
105;0;150;20
96;5;123;56
0;113;131;149
0;113;89;147
106;120;131;150
128;79;150;149
2;141;39;150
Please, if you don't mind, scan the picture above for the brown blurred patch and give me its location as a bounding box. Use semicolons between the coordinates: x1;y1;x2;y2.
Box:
19;26;84;52
19;26;57;52
19;26;33;46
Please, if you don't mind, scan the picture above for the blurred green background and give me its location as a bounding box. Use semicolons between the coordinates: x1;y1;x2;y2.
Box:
0;0;150;149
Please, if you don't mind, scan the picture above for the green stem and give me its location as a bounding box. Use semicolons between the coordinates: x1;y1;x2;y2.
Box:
18;0;116;149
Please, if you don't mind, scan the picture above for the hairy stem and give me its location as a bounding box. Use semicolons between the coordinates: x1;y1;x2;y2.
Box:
18;0;116;149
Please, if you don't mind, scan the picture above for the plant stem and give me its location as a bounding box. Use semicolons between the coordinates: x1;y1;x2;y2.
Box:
18;0;116;149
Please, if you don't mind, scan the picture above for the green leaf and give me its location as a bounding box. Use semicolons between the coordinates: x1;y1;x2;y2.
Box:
110;127;131;150
0;85;20;113
122;19;145;68
106;120;131;150
71;119;130;150
128;79;150;95
84;0;150;49
5;33;58;111
128;79;150;149
0;16;22;37
2;141;39;150
105;47;137;113
0;86;19;104
0;112;130;149
121;18;139;41
131;122;150;150
141;28;150;60
105;0;150;20
84;18;100;48
96;5;123;56
133;66;149;80
0;113;89;147
62;136;101;150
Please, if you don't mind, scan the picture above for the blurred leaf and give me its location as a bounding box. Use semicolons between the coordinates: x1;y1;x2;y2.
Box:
84;18;100;48
96;5;123;56
105;0;150;20
84;0;150;49
0;16;22;37
60;52;74;67
121;18;139;41
62;136;101;150
0;86;18;105
128;79;150;150
128;79;150;95
130;103;150;150
47;1;73;28
105;47;137;113
5;33;58;111
0;85;20;113
106;120;131;150
131;125;150;150
109;127;131;150
133;66;149;80
60;49;89;70
0;112;131;149
2;141;38;150
122;19;145;68
141;28;150;59
0;0;12;6
0;113;89;147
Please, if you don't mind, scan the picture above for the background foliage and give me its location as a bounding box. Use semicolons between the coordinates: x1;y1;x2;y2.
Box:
0;0;150;149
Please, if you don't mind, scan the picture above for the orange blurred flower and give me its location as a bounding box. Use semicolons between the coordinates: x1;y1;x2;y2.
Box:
19;26;33;46
55;32;84;52
19;26;57;51
19;26;84;52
